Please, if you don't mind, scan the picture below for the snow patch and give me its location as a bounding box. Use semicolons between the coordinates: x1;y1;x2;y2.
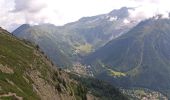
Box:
109;16;117;21
123;19;130;24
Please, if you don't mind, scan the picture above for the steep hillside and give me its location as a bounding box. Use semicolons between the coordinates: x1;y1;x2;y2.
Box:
0;27;127;100
12;7;137;68
84;18;170;97
12;24;72;68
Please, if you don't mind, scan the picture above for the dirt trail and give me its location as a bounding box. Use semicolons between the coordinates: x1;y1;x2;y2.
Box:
0;92;23;100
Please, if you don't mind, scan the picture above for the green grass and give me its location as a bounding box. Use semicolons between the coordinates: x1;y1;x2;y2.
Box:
75;44;92;54
108;69;126;77
0;96;17;100
0;31;90;100
0;31;52;99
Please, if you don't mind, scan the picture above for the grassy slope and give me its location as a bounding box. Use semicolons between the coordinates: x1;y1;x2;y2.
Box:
13;25;73;68
0;28;128;100
0;29;40;99
0;28;87;100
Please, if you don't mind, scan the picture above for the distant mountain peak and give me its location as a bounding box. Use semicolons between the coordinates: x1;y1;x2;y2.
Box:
77;7;136;24
12;24;31;35
108;7;135;19
18;24;30;28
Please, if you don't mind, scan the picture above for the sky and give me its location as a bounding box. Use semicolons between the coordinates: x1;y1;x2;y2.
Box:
0;0;170;31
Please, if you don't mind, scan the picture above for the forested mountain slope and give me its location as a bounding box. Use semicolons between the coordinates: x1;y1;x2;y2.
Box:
84;18;170;98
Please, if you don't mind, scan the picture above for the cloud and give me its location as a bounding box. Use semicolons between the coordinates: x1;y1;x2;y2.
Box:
12;0;46;13
0;0;170;31
127;0;170;21
133;0;158;3
0;0;48;31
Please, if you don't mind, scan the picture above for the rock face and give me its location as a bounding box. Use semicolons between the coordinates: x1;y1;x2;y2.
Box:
0;27;128;99
0;64;14;74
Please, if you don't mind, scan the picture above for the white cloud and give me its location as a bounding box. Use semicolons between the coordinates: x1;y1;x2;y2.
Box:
0;0;170;31
127;0;170;22
12;0;46;13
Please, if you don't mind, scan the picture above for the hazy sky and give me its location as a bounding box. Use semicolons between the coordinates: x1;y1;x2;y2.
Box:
0;0;169;31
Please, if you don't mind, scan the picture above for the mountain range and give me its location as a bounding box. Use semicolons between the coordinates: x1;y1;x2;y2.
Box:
12;7;137;68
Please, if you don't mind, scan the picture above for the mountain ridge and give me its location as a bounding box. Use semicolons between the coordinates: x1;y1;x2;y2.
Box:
12;7;137;68
84;18;170;98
